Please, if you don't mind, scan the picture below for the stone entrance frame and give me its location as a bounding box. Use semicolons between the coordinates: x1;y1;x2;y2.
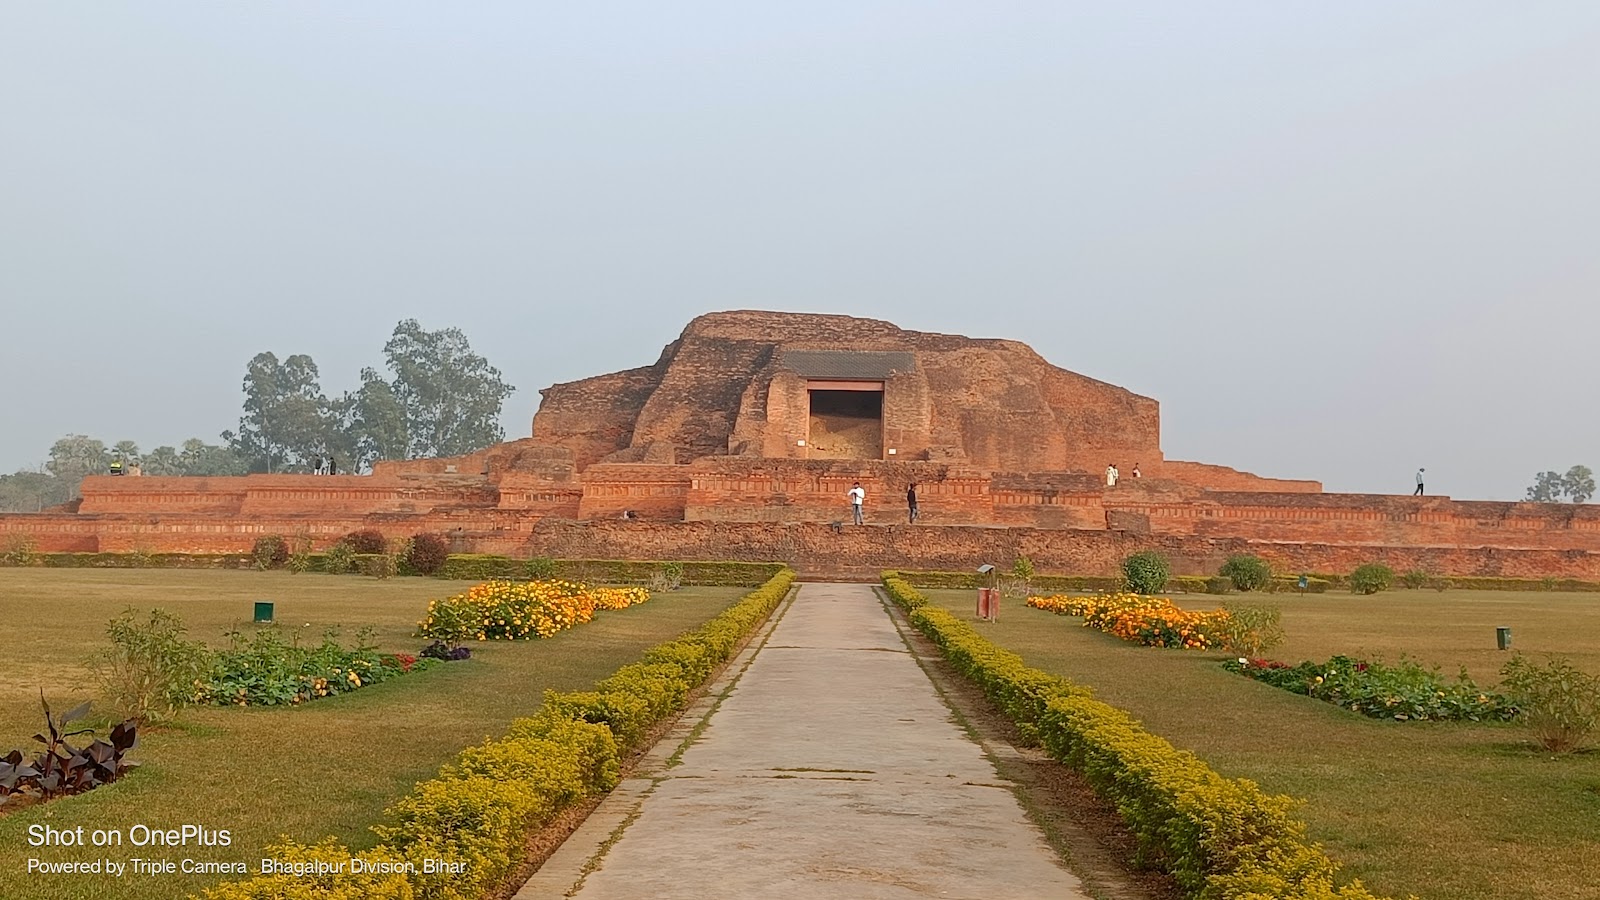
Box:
804;379;885;460
779;350;917;462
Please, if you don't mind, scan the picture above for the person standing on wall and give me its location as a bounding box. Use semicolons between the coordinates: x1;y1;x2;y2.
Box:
848;481;866;526
906;482;919;524
1415;468;1425;496
1106;463;1119;487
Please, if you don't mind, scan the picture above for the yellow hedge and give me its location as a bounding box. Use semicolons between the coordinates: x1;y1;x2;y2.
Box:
879;572;1399;900
201;568;795;900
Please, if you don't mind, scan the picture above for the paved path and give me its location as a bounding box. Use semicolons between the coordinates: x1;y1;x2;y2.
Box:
517;583;1088;900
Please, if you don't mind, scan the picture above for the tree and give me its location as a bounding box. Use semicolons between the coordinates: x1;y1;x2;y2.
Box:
46;435;110;495
349;368;409;469
1526;466;1595;504
178;439;248;476
142;446;184;476
226;352;342;473
179;435;249;474
373;320;514;459
0;470;71;512
111;440;141;466
1565;466;1596;504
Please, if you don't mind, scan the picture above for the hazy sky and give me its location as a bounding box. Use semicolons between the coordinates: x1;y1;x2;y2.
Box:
3;3;1597;499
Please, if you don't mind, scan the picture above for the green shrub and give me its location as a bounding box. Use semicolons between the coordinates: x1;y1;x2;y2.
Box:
1349;564;1394;595
252;535;289;571
88;607;208;724
1219;555;1272;592
431;555;782;586
647;561;686;593
1268;574;1333;594
200;567;796;900
880;572;1389;900
903;570;1123;592
344;529;388;555
323;541;357;575
198;626;429;707
200;838;414;900
363;552;399;580
1168;575;1211;593
286;535;315;574
1228;655;1515;723
407;533;449;576
1499;654;1600;753
1121;551;1170;595
1204;575;1235;595
1401;569;1432;589
1012;554;1035;581
1216;604;1285;657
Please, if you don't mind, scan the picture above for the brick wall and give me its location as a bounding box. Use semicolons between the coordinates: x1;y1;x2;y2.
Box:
519;520;1600;580
11;510;1600;580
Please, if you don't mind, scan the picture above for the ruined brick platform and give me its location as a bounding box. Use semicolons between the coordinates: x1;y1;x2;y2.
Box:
6;311;1599;578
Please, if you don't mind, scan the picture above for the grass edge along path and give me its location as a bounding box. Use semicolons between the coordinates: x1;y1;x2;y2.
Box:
879;572;1407;900
197;568;794;900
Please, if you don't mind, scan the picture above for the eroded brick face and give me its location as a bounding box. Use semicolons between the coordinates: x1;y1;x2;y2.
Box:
5;311;1594;577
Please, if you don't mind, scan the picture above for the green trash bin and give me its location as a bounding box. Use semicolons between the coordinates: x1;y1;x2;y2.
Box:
254;602;275;624
1496;626;1511;651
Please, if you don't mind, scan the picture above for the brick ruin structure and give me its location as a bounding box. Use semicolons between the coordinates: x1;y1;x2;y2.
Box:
7;310;1600;577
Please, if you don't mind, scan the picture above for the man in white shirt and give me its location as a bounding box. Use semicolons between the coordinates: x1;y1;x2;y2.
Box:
848;482;866;525
1106;464;1119;487
1414;468;1425;496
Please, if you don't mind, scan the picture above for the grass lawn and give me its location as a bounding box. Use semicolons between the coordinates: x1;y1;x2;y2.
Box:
0;569;746;900
924;587;1600;900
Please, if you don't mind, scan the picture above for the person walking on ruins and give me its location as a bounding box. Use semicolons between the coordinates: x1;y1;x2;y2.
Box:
1132;464;1141;479
849;482;866;525
1415;468;1425;496
1105;463;1119;487
907;482;919;524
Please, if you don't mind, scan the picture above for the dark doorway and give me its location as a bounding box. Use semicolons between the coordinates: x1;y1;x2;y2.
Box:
807;389;883;459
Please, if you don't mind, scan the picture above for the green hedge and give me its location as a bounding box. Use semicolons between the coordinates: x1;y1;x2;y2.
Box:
436;555;784;586
900;568;1600;596
200;567;795;900
1268;575;1333;594
903;570;1125;592
1;550;782;586
879;572;1391;900
32;552;256;569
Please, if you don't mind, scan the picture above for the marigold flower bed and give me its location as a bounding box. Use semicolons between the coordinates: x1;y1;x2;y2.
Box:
1027;591;1227;650
420;579;652;642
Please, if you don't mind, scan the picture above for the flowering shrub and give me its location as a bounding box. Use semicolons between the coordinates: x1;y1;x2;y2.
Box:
195;627;436;707
1498;653;1600;752
419;580;651;642
1224;655;1517;722
886;574;1392;900
202;569;795;900
1028;592;1228;650
591;586;652;610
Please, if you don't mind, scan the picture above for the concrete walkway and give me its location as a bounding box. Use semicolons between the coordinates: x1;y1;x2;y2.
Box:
517;583;1089;899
